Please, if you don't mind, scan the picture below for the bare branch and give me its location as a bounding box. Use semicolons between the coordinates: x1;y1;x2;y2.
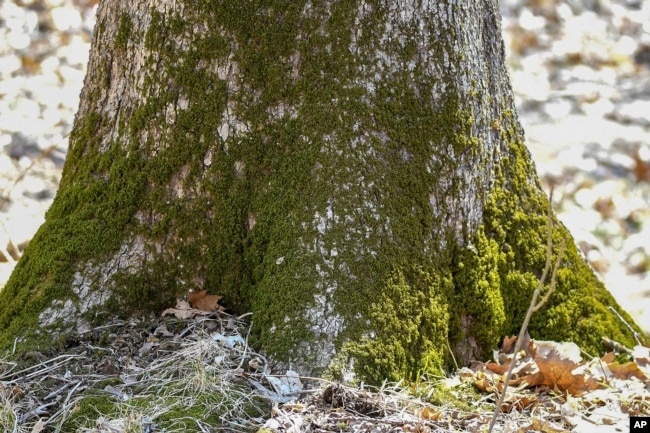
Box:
487;190;565;433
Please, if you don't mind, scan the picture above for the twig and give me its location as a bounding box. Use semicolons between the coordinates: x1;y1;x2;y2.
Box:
446;338;459;370
608;306;642;345
236;321;253;370
601;336;633;354
487;191;565;433
1;354;82;384
0;144;58;212
44;382;72;401
18;401;59;423
0;218;18;264
47;380;87;427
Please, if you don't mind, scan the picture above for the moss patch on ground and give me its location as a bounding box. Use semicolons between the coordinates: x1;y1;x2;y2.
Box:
0;316;272;433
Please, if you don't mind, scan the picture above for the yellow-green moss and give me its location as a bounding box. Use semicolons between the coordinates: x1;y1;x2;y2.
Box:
0;1;645;384
480;128;645;352
448;230;507;353
418;380;488;412
341;267;451;382
59;396;120;432
57;381;268;432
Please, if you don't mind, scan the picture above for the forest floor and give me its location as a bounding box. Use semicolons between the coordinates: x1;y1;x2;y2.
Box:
2;308;649;433
1;0;650;432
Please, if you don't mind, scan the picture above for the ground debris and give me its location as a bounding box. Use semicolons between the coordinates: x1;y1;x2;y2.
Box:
2;316;650;432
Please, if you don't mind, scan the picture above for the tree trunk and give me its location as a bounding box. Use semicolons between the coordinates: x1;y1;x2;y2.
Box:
0;0;643;382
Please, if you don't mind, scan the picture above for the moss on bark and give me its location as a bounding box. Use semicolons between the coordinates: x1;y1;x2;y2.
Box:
0;0;644;383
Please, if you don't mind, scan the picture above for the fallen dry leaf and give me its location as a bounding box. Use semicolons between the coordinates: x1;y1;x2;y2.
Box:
522;341;599;395
474;337;616;397
607;361;648;381
153;323;174;337
527;416;568;433
601;351;616;363
536;359;592;395
499;392;538;412
188;290;225;312
632;345;650;361
501;335;518;353
632;146;650;183
486;361;511;375
161;298;214;319
472;370;500;394
417;405;444;420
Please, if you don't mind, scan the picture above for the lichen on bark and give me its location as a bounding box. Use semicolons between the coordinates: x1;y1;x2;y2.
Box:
0;0;645;383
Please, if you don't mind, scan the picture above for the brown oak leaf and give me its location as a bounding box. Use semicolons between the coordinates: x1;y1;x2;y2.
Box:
519;340;599;395
161;299;201;319
188;290;224;312
607;361;648;381
501;335;517;353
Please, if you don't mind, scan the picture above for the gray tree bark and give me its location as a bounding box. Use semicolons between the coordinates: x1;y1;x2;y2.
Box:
0;0;642;382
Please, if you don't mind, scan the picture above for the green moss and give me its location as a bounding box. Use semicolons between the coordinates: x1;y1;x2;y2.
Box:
56;376;270;432
480;131;647;352
0;0;644;385
420;380;487;412
97;377;123;388
115;13;132;53
341;267;451;382
448;231;507;356
60;395;120;431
